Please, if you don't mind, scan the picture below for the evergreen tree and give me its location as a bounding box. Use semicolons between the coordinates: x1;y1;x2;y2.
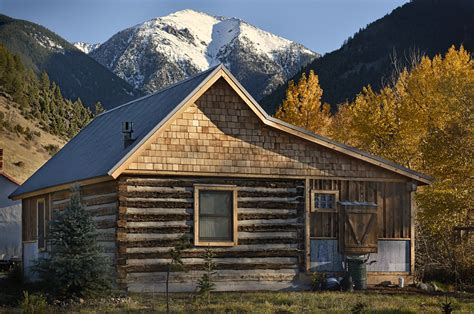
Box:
196;247;216;304
0;44;95;140
275;70;332;136
165;236;190;313
34;184;112;298
94;102;105;115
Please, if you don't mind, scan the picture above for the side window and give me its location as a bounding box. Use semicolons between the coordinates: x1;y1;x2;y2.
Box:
37;199;46;250
312;192;338;212
194;185;237;246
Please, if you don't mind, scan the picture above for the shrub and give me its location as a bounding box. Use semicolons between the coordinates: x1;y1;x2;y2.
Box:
20;291;48;314
43;144;59;156
13;161;24;168
311;272;327;291
197;247;216;303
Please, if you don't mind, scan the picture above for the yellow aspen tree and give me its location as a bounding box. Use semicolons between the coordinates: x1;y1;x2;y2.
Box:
330;46;474;285
275;70;331;136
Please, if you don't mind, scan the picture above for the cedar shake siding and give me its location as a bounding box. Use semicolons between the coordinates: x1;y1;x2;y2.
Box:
126;79;404;180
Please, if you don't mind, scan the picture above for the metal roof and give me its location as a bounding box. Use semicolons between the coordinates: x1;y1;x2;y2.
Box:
10;65;219;198
10;64;433;199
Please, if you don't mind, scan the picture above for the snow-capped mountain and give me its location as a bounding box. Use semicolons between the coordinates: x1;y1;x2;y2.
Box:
73;41;101;54
90;9;319;100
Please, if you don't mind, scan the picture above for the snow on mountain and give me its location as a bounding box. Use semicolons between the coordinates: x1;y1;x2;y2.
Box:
73;41;100;54
90;9;319;100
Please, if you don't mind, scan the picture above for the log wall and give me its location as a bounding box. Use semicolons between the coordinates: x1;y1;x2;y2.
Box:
49;181;118;262
22;181;118;262
116;175;305;292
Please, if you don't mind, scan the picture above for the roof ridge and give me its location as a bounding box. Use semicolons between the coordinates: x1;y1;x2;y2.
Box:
97;64;222;118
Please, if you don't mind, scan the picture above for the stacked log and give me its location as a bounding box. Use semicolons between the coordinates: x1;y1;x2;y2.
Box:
117;176;305;292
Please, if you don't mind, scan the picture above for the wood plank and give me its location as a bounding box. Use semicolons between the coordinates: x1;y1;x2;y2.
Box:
126;269;298;283
126;257;298;266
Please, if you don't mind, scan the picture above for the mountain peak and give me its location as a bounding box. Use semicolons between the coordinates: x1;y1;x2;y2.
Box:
73;41;101;54
90;10;319;100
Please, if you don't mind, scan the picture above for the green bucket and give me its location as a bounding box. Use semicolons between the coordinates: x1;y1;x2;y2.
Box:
346;256;367;290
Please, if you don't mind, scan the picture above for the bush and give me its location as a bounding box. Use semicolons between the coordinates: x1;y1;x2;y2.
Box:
13;161;24;168
43;144;59;156
311;272;327;291
20;291;48;314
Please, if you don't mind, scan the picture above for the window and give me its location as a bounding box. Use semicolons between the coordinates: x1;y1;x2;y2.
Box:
194;185;237;246
37;199;46;250
311;190;338;212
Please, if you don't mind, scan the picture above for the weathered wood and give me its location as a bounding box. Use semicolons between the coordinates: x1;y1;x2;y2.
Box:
126;279;302;293
126;269;298;283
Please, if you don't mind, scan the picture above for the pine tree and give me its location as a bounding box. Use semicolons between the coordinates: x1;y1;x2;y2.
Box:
165;236;190;313
275;70;332;136
34;184;112;298
196;247;216;304
94;102;105;115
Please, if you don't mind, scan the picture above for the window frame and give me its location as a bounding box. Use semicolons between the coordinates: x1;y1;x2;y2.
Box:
194;184;238;247
310;190;339;213
36;198;46;251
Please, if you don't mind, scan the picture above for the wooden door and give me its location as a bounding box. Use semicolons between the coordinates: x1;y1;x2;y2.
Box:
341;205;378;254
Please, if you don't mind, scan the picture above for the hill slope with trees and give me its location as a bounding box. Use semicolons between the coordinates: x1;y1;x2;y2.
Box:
261;0;474;113
0;44;99;181
0;14;141;109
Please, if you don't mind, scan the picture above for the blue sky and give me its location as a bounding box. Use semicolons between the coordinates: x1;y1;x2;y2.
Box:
0;0;408;54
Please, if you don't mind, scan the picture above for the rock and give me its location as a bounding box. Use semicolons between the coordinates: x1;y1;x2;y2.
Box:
79;298;84;304
418;283;429;291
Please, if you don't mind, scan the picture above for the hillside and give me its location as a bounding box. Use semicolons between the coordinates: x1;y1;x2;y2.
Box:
89;9;318;100
0;96;64;183
0;14;141;109
261;0;474;113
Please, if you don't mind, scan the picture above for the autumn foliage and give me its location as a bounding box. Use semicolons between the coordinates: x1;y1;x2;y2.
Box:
276;46;473;286
275;70;332;136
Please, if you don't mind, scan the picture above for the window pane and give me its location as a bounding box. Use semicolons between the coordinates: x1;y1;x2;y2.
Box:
200;191;232;216
199;217;231;240
315;193;335;209
199;190;233;242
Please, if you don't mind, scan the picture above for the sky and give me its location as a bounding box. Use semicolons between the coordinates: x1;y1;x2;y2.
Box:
0;0;409;54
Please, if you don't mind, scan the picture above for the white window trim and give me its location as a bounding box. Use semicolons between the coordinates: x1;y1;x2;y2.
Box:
194;184;238;247
310;190;339;213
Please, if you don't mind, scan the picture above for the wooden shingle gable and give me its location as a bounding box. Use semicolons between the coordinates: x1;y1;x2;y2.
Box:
111;65;432;185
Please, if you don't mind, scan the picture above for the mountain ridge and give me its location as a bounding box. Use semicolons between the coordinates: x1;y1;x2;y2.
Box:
89;9;318;101
0;14;141;109
260;0;474;113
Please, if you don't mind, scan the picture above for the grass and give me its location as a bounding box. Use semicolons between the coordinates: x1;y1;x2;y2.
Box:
2;290;473;313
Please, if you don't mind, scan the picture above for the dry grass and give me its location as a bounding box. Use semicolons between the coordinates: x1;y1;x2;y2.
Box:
0;96;65;183
3;291;473;313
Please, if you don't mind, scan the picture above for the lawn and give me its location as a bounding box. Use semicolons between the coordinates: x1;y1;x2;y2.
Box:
3;290;474;313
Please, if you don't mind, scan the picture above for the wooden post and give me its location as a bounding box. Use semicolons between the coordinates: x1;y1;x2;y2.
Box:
409;182;417;275
305;177;311;272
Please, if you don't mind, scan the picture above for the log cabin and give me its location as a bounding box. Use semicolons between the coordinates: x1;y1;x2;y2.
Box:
10;64;432;292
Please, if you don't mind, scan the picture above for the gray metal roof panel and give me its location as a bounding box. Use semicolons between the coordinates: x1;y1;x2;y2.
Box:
10;66;218;198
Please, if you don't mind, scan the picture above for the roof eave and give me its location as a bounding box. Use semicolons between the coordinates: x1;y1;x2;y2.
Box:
219;66;433;186
9;174;113;200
